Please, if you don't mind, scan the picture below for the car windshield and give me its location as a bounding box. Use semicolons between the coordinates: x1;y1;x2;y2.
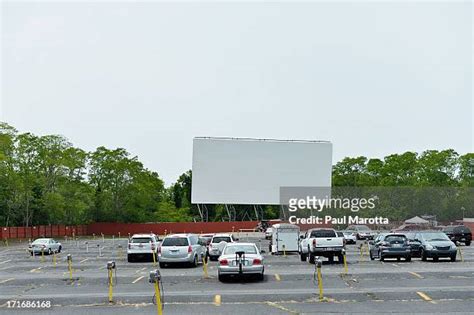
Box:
130;237;153;243
32;239;49;244
310;230;336;238
223;245;257;255
212;236;231;243
161;237;189;246
385;235;406;244
422;233;450;241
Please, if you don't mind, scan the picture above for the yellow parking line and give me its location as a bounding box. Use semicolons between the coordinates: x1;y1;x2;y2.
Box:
79;258;89;264
275;274;281;281
409;272;423;279
417;291;436;304
0;278;14;284
29;267;42;273
214;294;221;306
132;275;144;284
0;260;11;265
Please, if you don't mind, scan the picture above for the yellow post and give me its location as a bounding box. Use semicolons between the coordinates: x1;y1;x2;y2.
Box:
203;255;208;278
152;250;157;267
359;244;365;262
343;250;348;274
457;246;464;262
108;269;114;303
41;247;45;263
154;281;163;315
67;255;73;280
365;242;370;256
53;250;57;266
317;265;323;301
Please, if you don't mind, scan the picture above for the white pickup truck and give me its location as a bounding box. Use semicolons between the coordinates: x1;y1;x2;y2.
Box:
299;228;345;264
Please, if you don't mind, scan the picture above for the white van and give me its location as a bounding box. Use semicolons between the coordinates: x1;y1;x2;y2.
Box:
270;223;300;254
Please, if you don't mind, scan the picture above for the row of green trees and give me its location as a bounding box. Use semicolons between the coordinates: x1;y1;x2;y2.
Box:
1;122;472;226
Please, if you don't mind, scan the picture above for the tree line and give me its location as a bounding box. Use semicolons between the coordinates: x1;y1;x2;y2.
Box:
1;122;472;226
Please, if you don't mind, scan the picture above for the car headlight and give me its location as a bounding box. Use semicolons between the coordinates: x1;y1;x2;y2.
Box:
425;244;434;250
451;244;457;250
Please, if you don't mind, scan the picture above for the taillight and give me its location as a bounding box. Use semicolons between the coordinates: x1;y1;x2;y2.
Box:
151;243;155;250
188;245;192;253
219;259;228;266
158;246;161;254
128;243;131;249
312;239;317;247
253;258;262;265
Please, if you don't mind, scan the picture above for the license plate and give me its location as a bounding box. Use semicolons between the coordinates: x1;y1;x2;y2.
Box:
325;248;335;251
393;244;401;248
461;238;466;241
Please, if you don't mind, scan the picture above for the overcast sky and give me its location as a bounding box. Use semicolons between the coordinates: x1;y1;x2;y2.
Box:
1;1;472;185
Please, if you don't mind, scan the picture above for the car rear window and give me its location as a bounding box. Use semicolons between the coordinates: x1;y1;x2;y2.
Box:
223;245;257;255
212;236;231;243
454;226;471;233
32;239;49;244
310;230;336;238
162;237;189;246
385;235;406;244
130;237;153;243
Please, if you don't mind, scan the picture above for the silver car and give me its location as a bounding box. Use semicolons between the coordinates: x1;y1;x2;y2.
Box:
28;238;62;256
218;243;264;281
158;234;206;268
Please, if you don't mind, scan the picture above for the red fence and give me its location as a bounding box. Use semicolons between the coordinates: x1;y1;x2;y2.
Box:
0;225;87;239
0;221;332;239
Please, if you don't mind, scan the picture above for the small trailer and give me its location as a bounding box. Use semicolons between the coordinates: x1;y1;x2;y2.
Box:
270;223;300;254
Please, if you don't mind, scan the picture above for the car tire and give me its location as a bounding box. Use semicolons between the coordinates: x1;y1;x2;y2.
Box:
257;272;264;281
406;256;411;262
421;249;427;261
328;256;334;264
450;255;456;262
300;252;307;262
380;255;384;262
466;241;471;246
48;248;52;255
370;252;374;261
218;273;226;282
338;254;344;264
309;253;315;264
192;255;198;267
58;246;62;253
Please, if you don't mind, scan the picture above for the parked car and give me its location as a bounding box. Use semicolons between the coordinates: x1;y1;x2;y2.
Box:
28;238;62;256
346;225;376;240
299;228;344;263
217;243;264;281
158;234;206;267
208;234;238;261
443;225;471;246
412;231;457;262
403;232;422;257
127;233;159;262
369;233;411;261
265;227;273;240
342;231;357;244
199;234;214;246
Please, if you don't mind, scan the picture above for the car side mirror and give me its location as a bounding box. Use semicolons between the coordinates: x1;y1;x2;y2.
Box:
299;235;304;239
260;250;265;254
235;238;239;241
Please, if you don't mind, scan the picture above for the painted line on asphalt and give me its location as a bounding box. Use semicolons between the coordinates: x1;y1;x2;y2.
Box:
132;276;144;284
274;274;281;281
135;267;146;274
409;272;424;279
0;278;14;284
29;267;42;273
391;263;400;268
416;291;437;304
266;301;299;314
0;260;12;265
213;294;221;306
79;258;89;264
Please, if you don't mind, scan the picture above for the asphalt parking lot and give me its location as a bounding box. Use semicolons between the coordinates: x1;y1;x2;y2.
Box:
0;234;473;314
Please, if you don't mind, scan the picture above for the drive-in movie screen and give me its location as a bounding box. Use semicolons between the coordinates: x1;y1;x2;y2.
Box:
0;1;473;314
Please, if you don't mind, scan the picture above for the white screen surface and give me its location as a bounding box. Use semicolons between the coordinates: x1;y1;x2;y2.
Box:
191;138;332;205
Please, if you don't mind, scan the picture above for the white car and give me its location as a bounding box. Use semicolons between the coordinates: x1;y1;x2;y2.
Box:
265;227;273;240
29;238;62;255
208;234;238;261
342;231;357;244
218;243;264;281
127;234;159;262
158;234;206;267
